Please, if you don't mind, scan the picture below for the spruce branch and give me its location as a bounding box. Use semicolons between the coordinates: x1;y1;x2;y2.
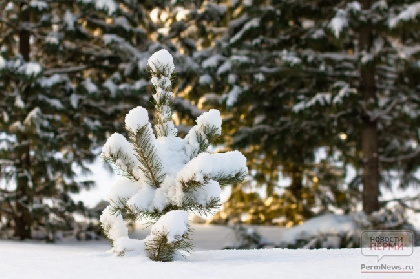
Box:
182;197;221;216
145;228;193;262
178;173;210;192
179;169;246;193
126;125;164;188
148;62;177;138
195;125;221;155
114;197;221;223
101;149;138;181
185;124;222;160
212;170;248;186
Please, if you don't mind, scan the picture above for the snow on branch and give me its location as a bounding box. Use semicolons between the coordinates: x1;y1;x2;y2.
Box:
176;151;247;192
389;2;420;28
126;121;165;189
184;109;222;159
101;133;140;181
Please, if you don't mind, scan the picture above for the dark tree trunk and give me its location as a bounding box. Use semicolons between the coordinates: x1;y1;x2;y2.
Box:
359;0;379;215
14;3;32;239
265;159;277;198
289;165;303;197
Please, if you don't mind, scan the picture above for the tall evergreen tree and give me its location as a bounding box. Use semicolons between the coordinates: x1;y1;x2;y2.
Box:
0;0;155;240
284;0;420;214
0;0;223;239
188;0;351;224
0;0;97;240
191;0;420;222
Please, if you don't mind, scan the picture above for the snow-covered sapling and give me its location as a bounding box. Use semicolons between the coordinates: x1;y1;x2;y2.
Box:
100;49;248;261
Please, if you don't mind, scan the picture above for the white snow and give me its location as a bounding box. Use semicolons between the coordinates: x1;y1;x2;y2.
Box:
281;214;356;243
40;74;61;87
20;62;42;76
14;95;25;108
1;241;418;279
217;60;231;75
155;136;188;175
0;56;5;69
176;151;247;185
195;109;222;133
311;29;325;39
199;74;212;85
125;106;149;131
30;1;48;10
202;55;223;68
149;210;189;243
332;82;357;105
80;0;117;15
329;9;348;38
280;50;301;65
103;79;117;95
126;183;157;211
230;18;260;45
108;177;141;206
389;2;420;28
254;73;265;82
64;10;76;30
83;78;98;93
225;85;242;107
147;49;175;76
5;2;14;11
115;17;130;30
70;93;79;108
293;93;332;112
347;1;361;11
101;133;139;174
113;237;145;255
191;180;221;206
100;206;128;241
184;109;223;156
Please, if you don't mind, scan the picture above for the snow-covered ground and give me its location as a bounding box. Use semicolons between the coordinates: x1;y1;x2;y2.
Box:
1;239;418;279
131;224;287;250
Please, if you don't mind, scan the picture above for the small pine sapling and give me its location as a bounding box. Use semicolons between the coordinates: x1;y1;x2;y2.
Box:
100;49;247;261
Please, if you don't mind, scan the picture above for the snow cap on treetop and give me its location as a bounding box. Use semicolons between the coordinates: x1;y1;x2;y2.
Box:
147;49;175;76
125;106;149;131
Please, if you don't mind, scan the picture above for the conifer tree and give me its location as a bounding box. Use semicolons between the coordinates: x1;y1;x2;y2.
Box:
189;0;351;225
0;0;102;240
199;0;420;222
291;0;420;214
100;49;247;261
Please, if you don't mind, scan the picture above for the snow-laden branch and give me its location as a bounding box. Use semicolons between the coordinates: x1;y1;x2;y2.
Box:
379;150;420;163
43;65;88;75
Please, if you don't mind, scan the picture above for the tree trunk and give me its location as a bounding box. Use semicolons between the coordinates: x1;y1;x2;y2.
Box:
359;0;379;215
289;165;303;196
265;159;277;198
14;3;32;239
